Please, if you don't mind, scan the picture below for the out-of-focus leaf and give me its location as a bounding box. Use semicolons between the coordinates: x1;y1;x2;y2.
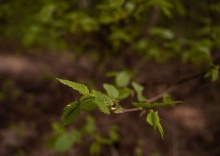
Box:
116;71;130;87
103;83;119;98
132;82;146;102
118;88;132;100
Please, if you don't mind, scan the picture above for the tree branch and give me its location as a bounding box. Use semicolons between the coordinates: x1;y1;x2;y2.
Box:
115;60;220;114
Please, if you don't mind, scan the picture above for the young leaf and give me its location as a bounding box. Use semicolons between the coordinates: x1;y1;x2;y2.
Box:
116;71;130;87
92;91;110;115
132;82;146;102
80;95;97;111
132;81;143;92
146;110;164;139
102;94;114;106
118;88;132;100
205;65;219;82
57;78;89;95
103;83;119;98
61;101;81;126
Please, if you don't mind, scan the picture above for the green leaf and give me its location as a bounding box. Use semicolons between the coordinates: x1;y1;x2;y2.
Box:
61;101;81;126
146;110;164;139
116;71;130;87
54;133;73;153
90;142;101;155
80;95;97;111
54;130;81;153
103;83;119;98
132;101;181;109
163;94;172;103
82;116;96;134
118;88;132;100
132;82;146;102
102;94;114;106
57;78;89;95
93;91;110;115
205;65;219;82
132;81;144;92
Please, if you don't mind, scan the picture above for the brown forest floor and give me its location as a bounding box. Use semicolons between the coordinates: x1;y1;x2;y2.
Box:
0;50;220;156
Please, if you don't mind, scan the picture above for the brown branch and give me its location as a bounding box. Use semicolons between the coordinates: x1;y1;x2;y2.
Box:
115;59;220;114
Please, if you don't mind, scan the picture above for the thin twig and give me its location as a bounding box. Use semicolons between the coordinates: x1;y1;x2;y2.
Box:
115;60;220;114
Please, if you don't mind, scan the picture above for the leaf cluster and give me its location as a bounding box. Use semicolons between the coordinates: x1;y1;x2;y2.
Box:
57;72;182;139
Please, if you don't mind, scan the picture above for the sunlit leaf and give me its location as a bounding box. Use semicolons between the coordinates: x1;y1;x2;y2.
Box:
57;78;89;95
93;91;110;114
146;110;164;139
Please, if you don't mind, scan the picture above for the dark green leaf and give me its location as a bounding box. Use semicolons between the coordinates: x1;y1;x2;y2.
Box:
82;116;96;134
80;95;97;111
57;78;89;95
54;133;73;153
54;130;81;153
93;91;110;115
61;101;81;126
103;83;119;98
90;142;100;155
132;101;181;109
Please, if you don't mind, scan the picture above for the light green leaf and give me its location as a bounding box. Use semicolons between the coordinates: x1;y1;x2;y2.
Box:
146;110;160;127
118;88;132;100
57;78;89;95
211;66;219;81
93;91;110;115
163;94;172;103
156;123;164;139
102;94;114;106
132;81;144;92
132;82;146;102
116;71;130;87
61;101;81;126
103;83;119;98
146;110;164;139
205;65;219;82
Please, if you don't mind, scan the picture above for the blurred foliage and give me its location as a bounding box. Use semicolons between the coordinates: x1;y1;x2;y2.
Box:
0;0;219;63
47;116;120;155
